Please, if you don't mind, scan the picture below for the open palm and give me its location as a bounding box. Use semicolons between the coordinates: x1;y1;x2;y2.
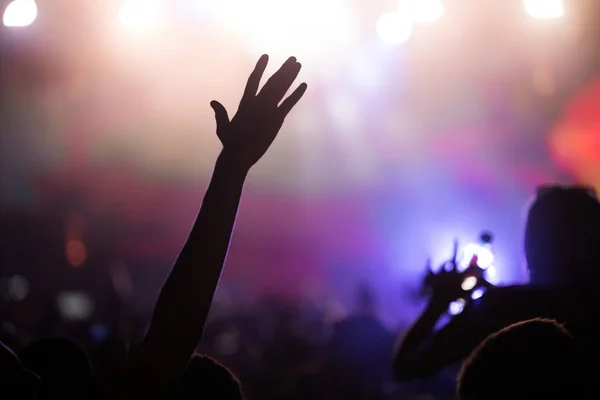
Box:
211;55;307;170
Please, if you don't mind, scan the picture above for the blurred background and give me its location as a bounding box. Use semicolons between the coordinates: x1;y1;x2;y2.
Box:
1;0;600;398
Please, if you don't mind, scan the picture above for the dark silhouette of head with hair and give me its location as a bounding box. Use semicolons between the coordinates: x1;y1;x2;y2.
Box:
175;354;244;400
457;318;590;400
525;185;600;285
19;338;94;400
1;341;40;399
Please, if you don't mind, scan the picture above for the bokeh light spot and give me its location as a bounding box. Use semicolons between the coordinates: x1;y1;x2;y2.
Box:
471;288;486;300
66;240;88;267
461;276;478;291
57;291;94;321
7;275;29;301
449;298;466;315
215;329;240;356
3;0;37;27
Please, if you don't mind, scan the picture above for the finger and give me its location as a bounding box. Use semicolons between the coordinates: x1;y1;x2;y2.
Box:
241;54;269;106
443;261;453;272
210;100;230;139
258;57;301;105
452;240;458;263
278;82;307;118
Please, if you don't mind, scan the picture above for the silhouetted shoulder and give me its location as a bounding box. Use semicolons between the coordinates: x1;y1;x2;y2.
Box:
473;285;550;310
463;284;600;343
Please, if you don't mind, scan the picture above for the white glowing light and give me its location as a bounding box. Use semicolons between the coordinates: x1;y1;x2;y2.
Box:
524;0;564;19
119;0;161;28
376;12;413;45
485;265;500;285
400;0;444;23
449;298;466;316
57;291;94;321
206;0;357;60
3;0;37;27
461;276;478;291
461;243;494;270
472;288;485;300
7;275;29;301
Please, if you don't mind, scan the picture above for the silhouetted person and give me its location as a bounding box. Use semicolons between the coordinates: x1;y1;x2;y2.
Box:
112;55;307;398
394;186;600;381
329;284;393;400
175;354;244;400
525;186;600;285
457;319;591;400
19;338;94;400
1;341;39;399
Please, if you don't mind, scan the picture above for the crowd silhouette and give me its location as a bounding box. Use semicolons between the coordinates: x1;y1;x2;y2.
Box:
1;49;600;400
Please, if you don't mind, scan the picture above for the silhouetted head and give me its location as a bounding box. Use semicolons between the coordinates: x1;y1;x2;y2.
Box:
176;354;244;400
525;185;600;285
19;338;94;400
457;319;589;400
1;341;40;399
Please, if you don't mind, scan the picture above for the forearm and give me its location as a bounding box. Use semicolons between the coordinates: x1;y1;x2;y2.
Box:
117;54;307;396
394;301;447;381
142;152;248;381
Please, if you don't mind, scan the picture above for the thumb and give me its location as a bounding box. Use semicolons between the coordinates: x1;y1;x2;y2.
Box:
210;101;230;134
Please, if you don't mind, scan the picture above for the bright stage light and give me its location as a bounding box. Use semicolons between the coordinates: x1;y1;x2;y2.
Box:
376;12;413;45
204;0;357;61
524;0;564;19
3;0;37;27
400;0;444;23
460;242;494;270
119;0;161;28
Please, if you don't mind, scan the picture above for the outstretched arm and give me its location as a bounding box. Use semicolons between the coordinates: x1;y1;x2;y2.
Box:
394;292;509;381
394;298;450;381
394;257;485;381
123;55;307;394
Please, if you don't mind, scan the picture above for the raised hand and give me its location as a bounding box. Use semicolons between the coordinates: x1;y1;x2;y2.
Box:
425;254;491;309
210;54;308;171
426;260;466;307
115;54;308;398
